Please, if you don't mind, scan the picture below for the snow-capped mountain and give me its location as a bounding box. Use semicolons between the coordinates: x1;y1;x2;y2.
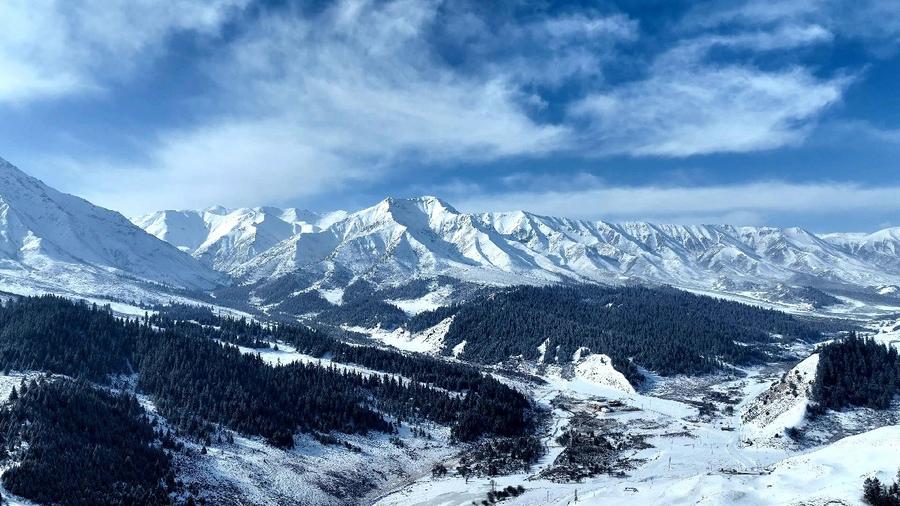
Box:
139;196;900;298
822;228;900;273
0;157;221;300
232;196;555;285
133;206;347;272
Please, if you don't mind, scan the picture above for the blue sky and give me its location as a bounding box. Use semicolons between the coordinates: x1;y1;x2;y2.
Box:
0;0;898;232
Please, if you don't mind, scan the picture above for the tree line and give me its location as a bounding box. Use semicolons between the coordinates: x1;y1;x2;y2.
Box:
864;469;900;506
150;306;531;421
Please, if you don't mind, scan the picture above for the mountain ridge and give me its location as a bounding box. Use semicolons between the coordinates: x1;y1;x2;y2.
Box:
0;153;894;307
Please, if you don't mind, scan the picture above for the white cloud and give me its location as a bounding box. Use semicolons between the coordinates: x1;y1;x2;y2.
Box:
822;120;900;145
570;63;848;157
76;0;850;213
452;180;900;224
685;0;900;53
4;0;888;215
456;12;639;87
0;0;248;104
682;23;834;52
38;0;579;213
63;0;580;213
559;0;870;158
39;117;364;213
567;10;849;158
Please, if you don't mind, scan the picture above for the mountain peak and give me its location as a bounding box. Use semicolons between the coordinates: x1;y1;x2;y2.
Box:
0;156;56;198
868;226;900;240
204;205;230;215
379;195;459;216
128;191;900;294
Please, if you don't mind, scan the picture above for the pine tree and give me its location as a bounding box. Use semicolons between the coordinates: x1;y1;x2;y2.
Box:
865;477;885;504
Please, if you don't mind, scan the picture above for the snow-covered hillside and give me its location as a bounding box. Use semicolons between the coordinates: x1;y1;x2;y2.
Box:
139;196;900;303
742;353;818;442
0;157;221;300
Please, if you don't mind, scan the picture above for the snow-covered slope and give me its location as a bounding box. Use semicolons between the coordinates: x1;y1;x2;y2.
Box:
133;206;347;272
231;196;558;285
0;157;221;299
572;352;636;394
742;353;818;441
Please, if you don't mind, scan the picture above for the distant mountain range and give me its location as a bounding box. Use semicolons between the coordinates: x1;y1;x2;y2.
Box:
135;195;900;303
0;156;897;307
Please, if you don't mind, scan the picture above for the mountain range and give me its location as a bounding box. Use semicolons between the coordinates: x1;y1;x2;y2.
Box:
0;156;898;307
135;195;900;303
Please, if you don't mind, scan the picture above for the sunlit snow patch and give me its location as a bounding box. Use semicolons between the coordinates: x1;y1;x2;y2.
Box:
348;316;454;355
572;351;635;394
386;286;454;316
318;287;344;305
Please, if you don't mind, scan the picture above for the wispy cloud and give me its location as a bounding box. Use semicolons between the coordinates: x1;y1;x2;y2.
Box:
685;0;900;53
568;10;849;157
97;0;854;211
50;0;590;212
821;120;900;145
452;178;900;226
570;64;849;157
436;9;638;87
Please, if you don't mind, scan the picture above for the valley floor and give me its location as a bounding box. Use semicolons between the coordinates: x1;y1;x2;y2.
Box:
374;320;900;506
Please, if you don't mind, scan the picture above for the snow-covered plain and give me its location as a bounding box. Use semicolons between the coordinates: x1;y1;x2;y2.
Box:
378;421;900;506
